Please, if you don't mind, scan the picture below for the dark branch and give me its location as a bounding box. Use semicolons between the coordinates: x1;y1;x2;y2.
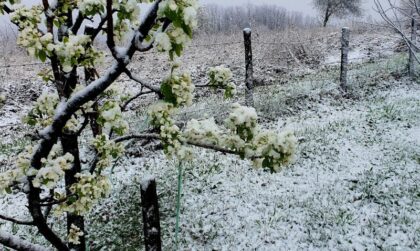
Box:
121;87;154;112
0;214;35;226
114;134;239;155
123;69;162;95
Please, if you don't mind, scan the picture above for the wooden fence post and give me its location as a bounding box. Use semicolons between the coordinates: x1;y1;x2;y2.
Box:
340;27;350;92
409;15;417;79
243;28;254;107
141;178;162;251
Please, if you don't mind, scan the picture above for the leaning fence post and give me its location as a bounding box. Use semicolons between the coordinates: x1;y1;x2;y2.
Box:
243;27;254;107
141;178;162;251
340;27;350;92
409;15;417;79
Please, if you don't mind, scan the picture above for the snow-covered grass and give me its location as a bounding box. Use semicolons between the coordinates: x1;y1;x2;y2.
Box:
0;29;419;250
85;55;419;250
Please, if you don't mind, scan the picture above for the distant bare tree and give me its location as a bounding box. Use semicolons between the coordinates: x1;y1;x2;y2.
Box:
374;0;420;64
313;0;363;27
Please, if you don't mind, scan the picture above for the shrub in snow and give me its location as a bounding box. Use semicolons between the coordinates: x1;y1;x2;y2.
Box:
0;0;296;250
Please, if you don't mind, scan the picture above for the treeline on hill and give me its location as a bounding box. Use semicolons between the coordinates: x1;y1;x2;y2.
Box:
197;4;317;34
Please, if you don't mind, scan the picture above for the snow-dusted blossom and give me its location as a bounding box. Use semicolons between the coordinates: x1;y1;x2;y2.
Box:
250;130;297;172
10;5;42;29
68;224;84;245
161;71;195;107
208;65;236;98
92;134;125;171
77;0;105;16
154;32;172;52
148;102;192;160
55;173;111;215
112;0;141;40
148;101;175;127
48;34;103;72
98;101;129;135
184;118;222;145
121;0;140;22
168;27;190;45
0;169;21;194
225;103;258;142
155;0;199;59
32;144;74;189
183;6;197;28
16;146;37;176
10;5;51;60
24;90;59;127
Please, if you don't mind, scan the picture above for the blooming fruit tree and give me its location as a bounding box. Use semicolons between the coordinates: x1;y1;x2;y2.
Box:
0;0;297;250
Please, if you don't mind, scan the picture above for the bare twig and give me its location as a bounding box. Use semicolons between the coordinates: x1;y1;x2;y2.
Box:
0;214;35;226
123;68;162;94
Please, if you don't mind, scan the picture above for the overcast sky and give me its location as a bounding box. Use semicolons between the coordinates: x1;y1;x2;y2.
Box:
0;0;384;29
201;0;382;19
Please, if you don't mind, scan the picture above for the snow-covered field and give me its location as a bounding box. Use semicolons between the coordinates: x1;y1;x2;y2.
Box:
0;29;419;250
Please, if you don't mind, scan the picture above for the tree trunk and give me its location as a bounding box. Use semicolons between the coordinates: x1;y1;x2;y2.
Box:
61;134;86;251
243;28;254;107
323;8;330;27
141;178;162;251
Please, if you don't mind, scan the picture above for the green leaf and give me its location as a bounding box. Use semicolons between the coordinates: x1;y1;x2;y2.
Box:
160;81;177;105
38;50;47;62
5;186;12;194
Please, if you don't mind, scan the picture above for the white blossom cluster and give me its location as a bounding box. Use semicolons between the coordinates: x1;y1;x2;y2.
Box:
162;71;195;107
24;90;59;127
0;169;21;194
48;34;103;72
154;32;172;52
98;101;129;135
77;0;105;16
32;144;74;189
184;118;222;146
11;6;46;58
0;146;36;193
0;144;76;194
92;134;125;171
148;102;192;160
153;0;198;59
225;103;258;142
55;173;111;215
149;101;175;127
158;0;199;22
68;224;84;245
182;103;297;172
10;5;41;28
119;0;141;22
207;65;237;98
251;130;297;172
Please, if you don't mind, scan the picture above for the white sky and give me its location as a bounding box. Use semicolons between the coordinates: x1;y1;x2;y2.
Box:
201;0;382;19
0;0;385;30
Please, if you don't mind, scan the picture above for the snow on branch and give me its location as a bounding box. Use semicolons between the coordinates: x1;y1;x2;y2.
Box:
0;230;50;251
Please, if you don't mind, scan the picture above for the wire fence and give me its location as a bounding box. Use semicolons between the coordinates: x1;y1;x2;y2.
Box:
0;27;417;93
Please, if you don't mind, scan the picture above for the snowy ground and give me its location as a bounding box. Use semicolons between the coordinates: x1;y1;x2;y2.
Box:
0;29;419;250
